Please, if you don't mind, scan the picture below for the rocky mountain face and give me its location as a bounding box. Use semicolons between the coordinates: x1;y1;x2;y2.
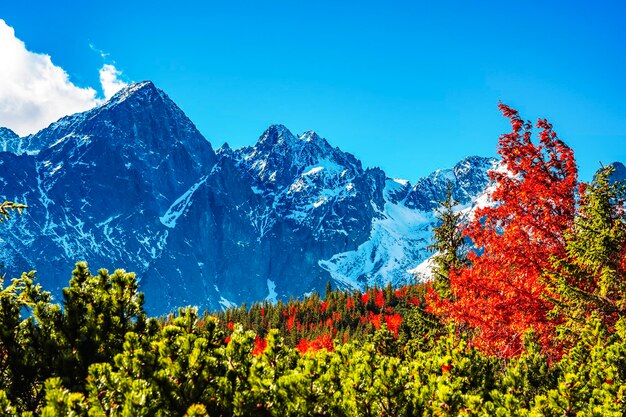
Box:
0;127;19;152
606;162;626;183
0;82;496;314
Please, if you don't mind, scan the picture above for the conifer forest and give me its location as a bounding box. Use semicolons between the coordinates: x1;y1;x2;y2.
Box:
2;105;626;416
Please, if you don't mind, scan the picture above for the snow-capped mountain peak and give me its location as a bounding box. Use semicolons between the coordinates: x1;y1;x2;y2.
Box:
103;80;159;107
257;124;297;147
0;127;19;152
0;81;497;314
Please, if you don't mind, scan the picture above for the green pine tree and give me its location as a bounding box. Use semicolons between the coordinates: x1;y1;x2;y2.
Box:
428;184;468;299
0;201;27;223
547;165;626;339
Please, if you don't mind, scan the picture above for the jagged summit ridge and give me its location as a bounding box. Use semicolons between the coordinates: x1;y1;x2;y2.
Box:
104;80;159;106
256;124;296;146
404;155;496;211
0;127;19;152
7;81;208;156
605;161;626;183
235;125;362;187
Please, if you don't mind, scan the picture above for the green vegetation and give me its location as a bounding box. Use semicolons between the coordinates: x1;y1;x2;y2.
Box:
0;260;624;415
1;107;626;415
0;201;27;223
428;184;468;299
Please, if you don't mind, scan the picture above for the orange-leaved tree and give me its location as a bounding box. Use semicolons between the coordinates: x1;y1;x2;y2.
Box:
429;104;578;358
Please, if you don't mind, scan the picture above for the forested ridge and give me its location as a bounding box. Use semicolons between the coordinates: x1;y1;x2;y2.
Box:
1;105;626;416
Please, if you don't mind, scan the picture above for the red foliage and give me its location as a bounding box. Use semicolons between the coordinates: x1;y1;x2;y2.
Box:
408;297;420;306
297;333;334;354
429;104;578;358
227;321;235;331
295;339;310;354
395;287;407;299
332;312;342;323
312;333;334;351
320;301;329;313
384;313;402;336
346;297;355;309
261;307;266;317
287;315;296;332
369;312;382;330
374;290;385;308
361;293;369;305
252;335;267;356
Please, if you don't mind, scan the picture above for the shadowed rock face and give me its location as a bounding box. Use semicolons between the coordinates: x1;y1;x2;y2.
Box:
605;162;626;183
0;81;496;314
0;127;19;153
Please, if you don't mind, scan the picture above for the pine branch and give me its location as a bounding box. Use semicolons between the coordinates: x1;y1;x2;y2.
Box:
0;201;28;222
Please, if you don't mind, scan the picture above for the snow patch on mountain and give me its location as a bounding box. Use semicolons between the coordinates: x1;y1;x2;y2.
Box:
408;257;436;281
265;279;278;302
161;175;209;228
319;181;434;289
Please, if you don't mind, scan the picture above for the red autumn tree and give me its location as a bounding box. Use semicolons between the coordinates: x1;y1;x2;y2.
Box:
369;312;382;330
429;104;578;358
252;335;267;356
374;289;385;309
296;333;334;354
384;313;403;337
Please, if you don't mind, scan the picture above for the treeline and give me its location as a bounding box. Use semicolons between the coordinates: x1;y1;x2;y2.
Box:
1;104;626;415
0;266;625;416
215;283;438;354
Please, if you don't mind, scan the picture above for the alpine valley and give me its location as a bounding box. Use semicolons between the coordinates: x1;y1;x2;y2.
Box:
0;81;496;314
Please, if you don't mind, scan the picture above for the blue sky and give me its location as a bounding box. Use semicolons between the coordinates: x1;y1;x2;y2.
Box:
1;1;625;181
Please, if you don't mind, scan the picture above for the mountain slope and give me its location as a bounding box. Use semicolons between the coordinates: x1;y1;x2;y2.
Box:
0;81;495;313
1;82;216;297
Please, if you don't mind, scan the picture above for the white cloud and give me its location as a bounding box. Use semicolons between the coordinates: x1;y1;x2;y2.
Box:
0;20;129;136
99;64;128;100
89;43;109;58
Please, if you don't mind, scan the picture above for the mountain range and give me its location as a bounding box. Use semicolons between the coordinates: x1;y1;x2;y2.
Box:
0;81;496;314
